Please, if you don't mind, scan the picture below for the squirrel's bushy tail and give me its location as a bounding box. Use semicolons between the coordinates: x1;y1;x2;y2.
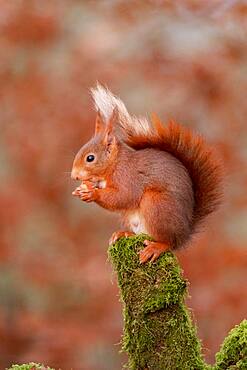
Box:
126;114;223;230
91;84;223;230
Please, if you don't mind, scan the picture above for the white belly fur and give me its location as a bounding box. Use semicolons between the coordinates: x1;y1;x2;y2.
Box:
127;211;147;234
97;179;106;189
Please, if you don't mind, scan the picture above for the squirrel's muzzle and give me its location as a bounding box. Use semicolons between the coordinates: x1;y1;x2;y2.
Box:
71;167;89;181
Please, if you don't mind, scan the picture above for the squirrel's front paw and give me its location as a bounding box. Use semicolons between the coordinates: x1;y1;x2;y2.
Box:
79;189;97;202
72;181;98;203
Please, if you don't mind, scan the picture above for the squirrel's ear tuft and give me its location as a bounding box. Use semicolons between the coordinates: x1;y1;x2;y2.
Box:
109;106;119;127
91;83;129;123
95;110;105;136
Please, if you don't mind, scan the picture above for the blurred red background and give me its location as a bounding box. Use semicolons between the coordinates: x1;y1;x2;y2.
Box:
0;1;246;369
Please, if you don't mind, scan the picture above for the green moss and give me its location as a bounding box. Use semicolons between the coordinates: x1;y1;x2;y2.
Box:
109;235;247;370
7;363;54;370
109;234;205;370
214;319;247;370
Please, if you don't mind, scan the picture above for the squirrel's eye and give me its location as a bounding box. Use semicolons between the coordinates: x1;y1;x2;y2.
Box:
86;154;95;162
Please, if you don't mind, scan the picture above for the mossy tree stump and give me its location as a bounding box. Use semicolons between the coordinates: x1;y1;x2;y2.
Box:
5;236;247;370
109;235;205;370
108;235;246;370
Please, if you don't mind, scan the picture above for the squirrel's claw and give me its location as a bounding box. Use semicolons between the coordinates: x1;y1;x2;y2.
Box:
139;240;169;264
109;231;135;245
72;186;83;196
79;191;95;202
79;188;98;202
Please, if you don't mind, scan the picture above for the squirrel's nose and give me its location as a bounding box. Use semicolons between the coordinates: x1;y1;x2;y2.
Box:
71;168;80;181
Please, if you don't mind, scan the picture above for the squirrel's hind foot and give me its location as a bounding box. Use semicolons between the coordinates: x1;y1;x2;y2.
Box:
139;240;169;264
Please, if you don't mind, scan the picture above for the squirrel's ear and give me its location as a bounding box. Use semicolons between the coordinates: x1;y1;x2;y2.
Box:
94;110;105;136
103;107;118;148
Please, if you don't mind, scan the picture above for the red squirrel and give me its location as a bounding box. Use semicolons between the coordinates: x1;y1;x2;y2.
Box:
71;84;223;263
